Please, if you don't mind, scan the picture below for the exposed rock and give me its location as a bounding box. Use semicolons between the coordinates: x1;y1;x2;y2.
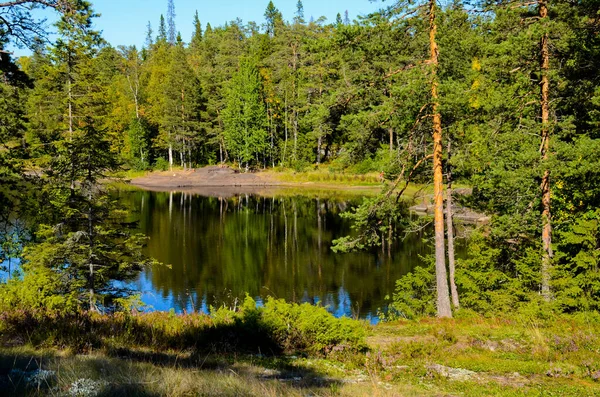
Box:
427;364;478;381
67;378;109;396
9;368;55;386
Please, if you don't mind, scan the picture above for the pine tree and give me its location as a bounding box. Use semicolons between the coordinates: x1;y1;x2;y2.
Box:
294;0;305;25
191;10;203;50
145;21;154;48
158;14;167;42
223;58;268;170
27;119;153;310
264;1;282;37
167;0;177;45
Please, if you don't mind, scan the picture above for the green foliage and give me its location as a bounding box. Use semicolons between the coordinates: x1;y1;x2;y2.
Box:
0;296;367;355
222;58;268;170
332;194;409;252
153;157;170;171
0;267;78;312
385;265;436;320
260;297;367;354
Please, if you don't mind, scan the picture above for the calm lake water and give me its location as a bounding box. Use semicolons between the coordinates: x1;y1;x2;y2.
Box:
118;188;431;322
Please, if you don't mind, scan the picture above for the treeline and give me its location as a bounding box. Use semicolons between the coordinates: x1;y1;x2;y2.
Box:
1;0;600;317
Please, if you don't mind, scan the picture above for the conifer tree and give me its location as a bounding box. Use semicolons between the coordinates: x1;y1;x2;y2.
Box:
264;1;282;37
294;0;305;25
167;0;176;45
335;13;343;27
223;58;268;170
191;10;203;50
158;14;167;42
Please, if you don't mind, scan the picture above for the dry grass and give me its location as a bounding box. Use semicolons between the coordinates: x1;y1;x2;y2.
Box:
2;316;600;396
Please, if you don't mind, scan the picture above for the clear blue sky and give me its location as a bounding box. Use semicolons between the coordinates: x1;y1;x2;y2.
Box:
12;0;385;56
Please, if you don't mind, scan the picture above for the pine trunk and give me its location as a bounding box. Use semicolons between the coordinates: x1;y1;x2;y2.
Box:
446;140;459;309
429;0;452;318
539;0;553;301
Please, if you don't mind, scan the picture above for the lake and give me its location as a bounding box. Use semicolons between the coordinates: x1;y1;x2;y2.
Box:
118;188;431;322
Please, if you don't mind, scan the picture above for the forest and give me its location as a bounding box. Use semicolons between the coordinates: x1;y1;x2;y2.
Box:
1;0;600;395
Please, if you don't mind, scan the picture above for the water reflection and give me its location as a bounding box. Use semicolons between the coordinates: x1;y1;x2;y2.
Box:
118;190;430;320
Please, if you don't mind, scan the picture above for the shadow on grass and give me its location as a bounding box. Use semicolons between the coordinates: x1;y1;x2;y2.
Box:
0;313;348;395
0;349;341;396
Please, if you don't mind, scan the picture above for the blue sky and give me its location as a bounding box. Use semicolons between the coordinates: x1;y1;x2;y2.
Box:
12;0;385;56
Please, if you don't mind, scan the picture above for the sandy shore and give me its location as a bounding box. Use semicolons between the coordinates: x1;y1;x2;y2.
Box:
130;166;382;194
130;166;278;189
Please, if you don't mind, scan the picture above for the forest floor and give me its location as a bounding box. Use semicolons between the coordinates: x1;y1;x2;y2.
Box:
1;316;599;396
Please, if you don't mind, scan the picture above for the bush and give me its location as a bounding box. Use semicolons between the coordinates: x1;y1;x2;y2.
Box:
0;296;368;356
153;157;169;171
128;157;150;171
349;157;376;174
384;265;437;320
260;297;368;354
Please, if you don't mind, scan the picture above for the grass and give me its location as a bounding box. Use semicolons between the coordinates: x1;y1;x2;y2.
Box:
265;167;382;186
1;312;599;396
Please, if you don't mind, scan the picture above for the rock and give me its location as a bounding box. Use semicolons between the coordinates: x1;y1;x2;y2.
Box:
68;378;109;396
592;370;600;381
10;368;56;386
427;364;478;381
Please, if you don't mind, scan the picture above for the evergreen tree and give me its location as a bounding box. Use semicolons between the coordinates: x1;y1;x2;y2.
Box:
167;0;177;45
191;10;203;50
145;21;154;48
27;119;153;310
294;0;305;25
158;14;167;42
223;58;268;170
264;1;282;37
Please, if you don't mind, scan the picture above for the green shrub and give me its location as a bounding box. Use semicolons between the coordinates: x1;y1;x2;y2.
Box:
153;157;169;171
349;157;376;174
0;296;367;356
261;297;368;354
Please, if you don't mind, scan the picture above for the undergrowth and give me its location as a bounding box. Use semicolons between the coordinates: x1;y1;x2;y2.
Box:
0;296;367;356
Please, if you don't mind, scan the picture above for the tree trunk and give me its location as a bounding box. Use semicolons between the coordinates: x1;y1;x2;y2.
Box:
389;127;393;154
67;63;73;141
446;139;459;309
88;177;95;311
272;125;276;168
168;143;173;171
293;110;298;162
317;131;322;165
284;93;288;165
539;0;553;301
428;0;452;318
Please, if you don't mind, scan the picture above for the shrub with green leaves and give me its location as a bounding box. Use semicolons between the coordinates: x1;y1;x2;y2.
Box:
0;296;367;356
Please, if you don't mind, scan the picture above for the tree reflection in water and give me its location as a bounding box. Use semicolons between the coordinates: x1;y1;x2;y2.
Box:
118;189;431;321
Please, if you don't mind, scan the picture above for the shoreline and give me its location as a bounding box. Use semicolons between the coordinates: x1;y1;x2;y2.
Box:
128;166;383;194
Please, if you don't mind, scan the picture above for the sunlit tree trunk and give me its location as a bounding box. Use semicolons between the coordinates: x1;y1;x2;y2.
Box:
539;0;553;301
428;0;452;318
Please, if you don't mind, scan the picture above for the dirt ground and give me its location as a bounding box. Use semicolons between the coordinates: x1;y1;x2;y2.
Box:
130;166;277;189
